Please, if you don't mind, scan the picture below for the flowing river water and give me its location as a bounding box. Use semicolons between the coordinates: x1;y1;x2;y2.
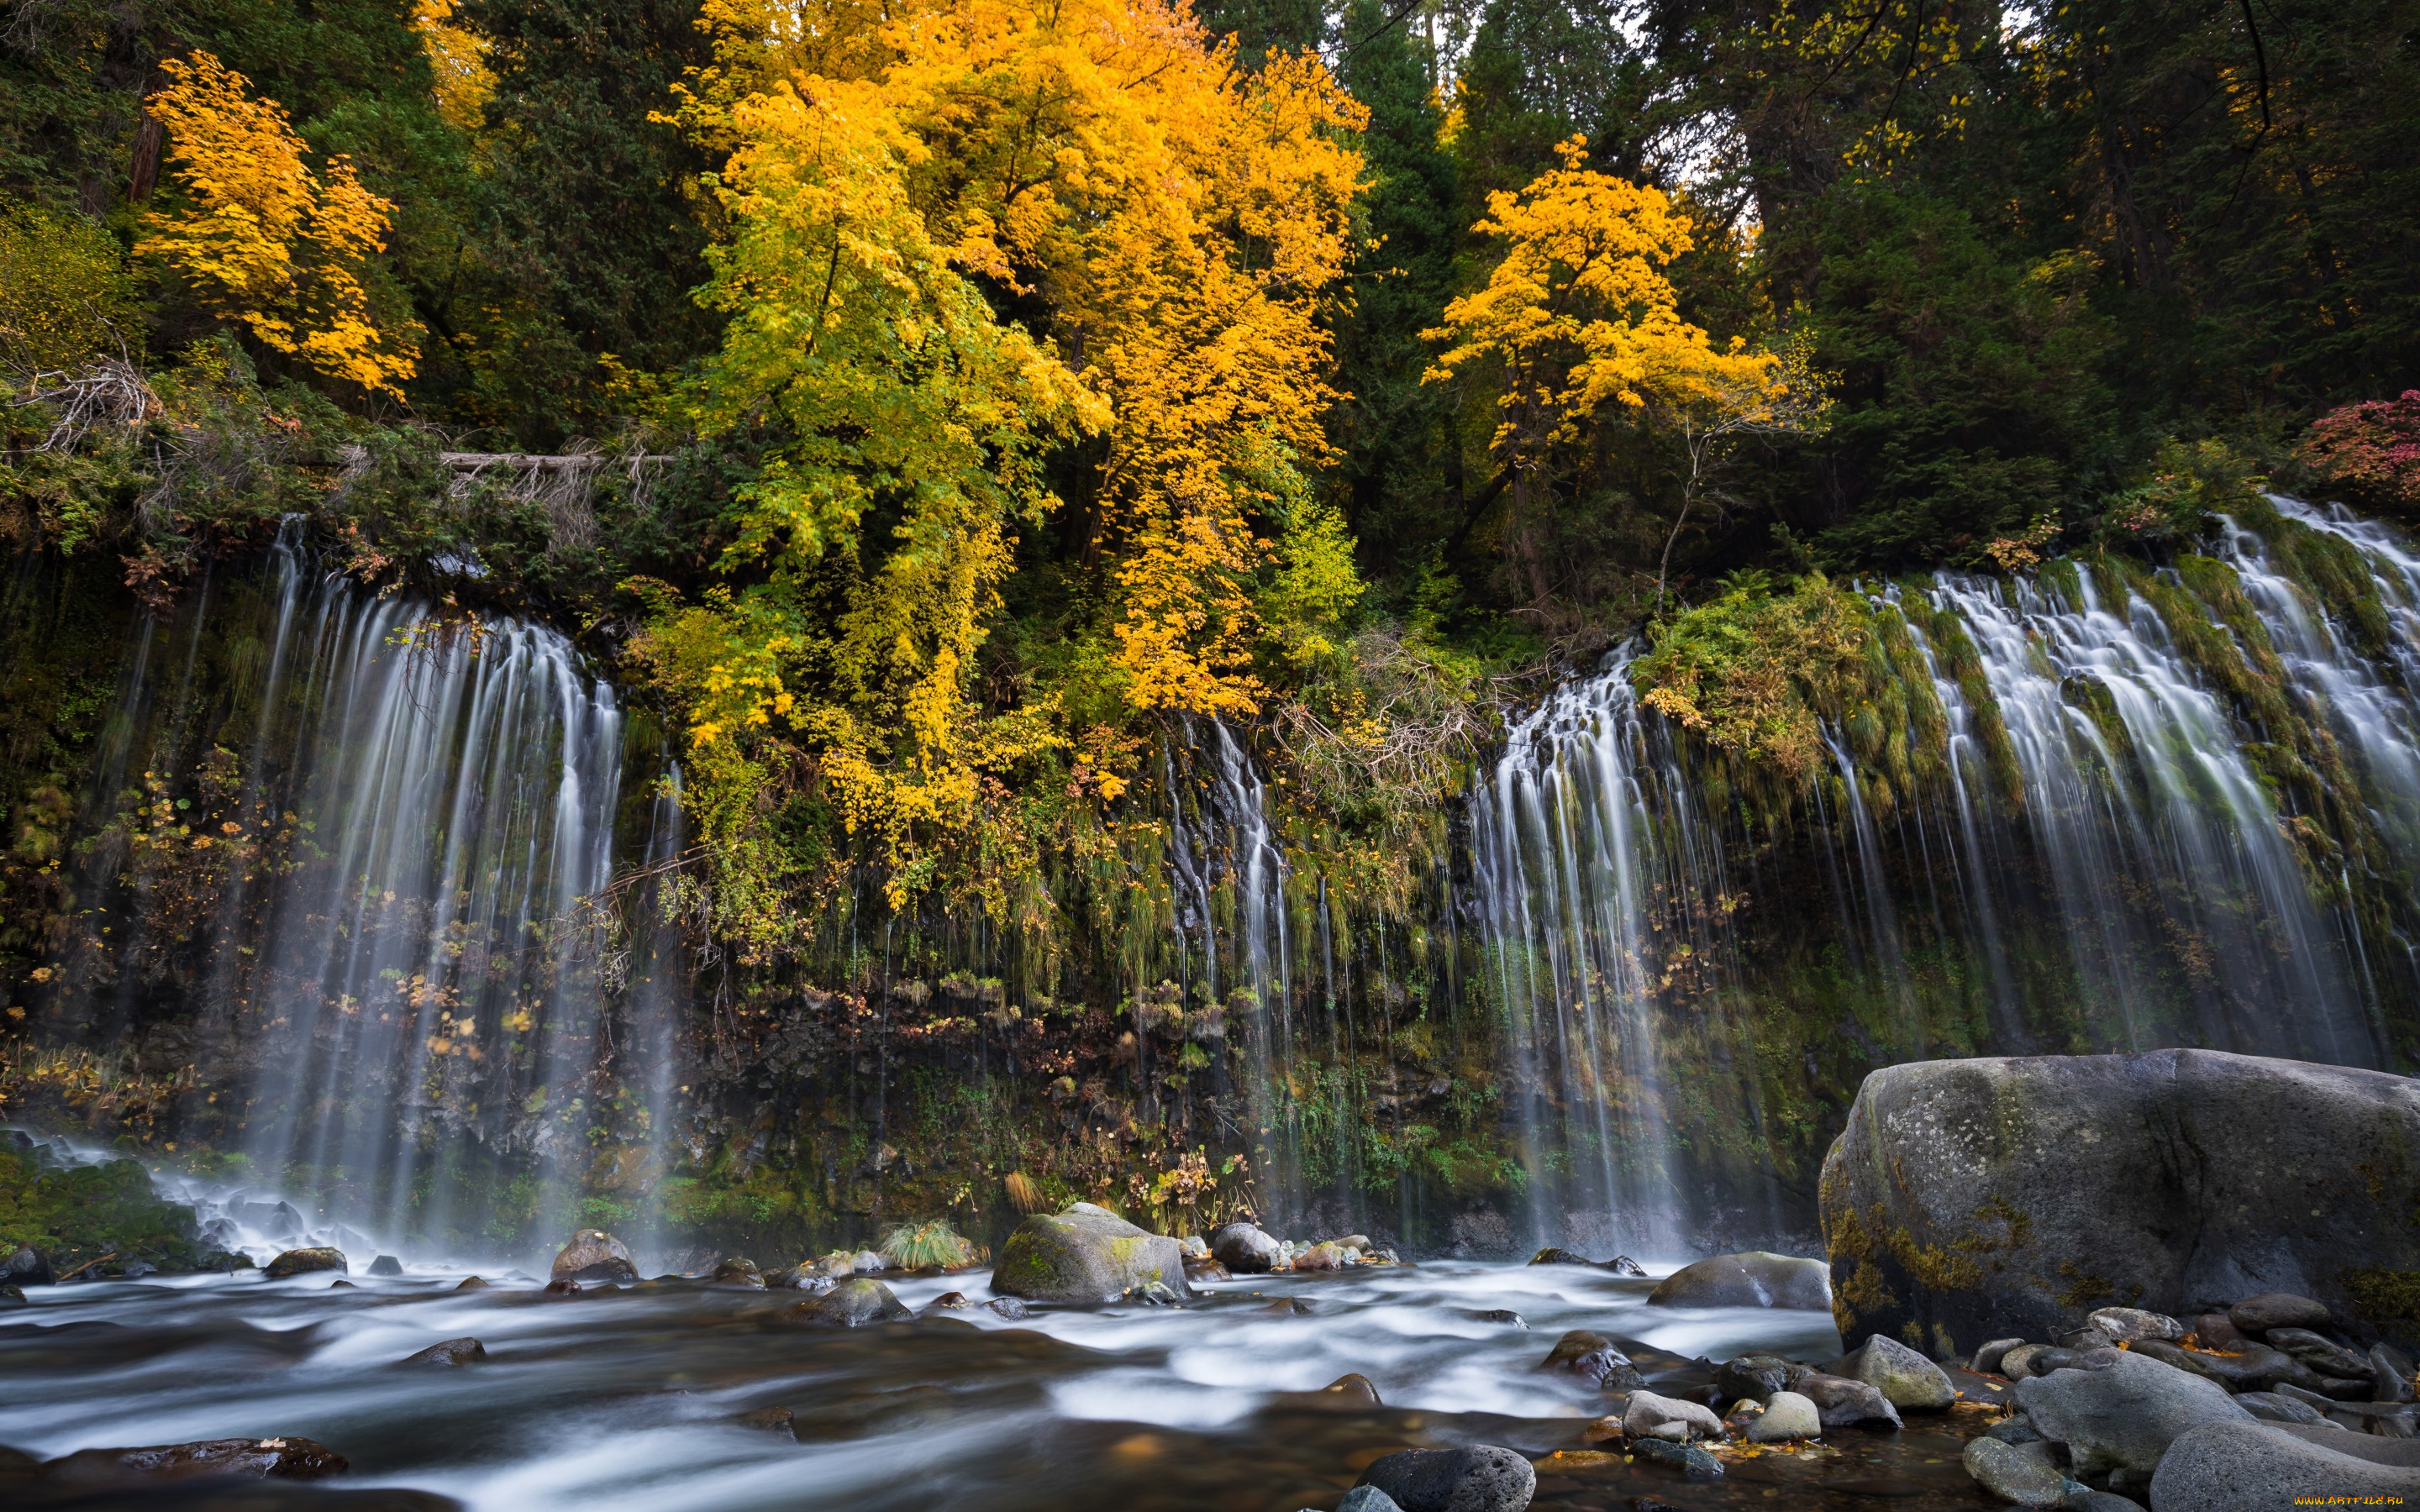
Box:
0;1254;2013;1512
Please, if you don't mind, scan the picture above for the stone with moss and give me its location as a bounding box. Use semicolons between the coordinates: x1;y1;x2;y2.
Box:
992;1202;1190;1304
0;1140;216;1276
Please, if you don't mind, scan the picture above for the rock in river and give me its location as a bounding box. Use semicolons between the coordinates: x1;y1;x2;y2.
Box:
1960;1436;2069;1506
994;1203;1190;1304
2014;1347;2251;1478
1209;1221;1281;1273
400;1336;487;1366
2149;1421;2420;1511
1785;1368;1903;1430
43;1436;350;1483
1747;1390;1822;1442
1;1245;51;1286
367;1254;404;1277
1624;1390;1725;1441
786;1278;912;1327
550;1229;637;1284
1538;1330;1647;1390
1715;1354;1796;1402
1357;1444;1538;1511
1819;1050;2420;1357
264;1247;346;1278
1647;1251;1831;1310
1840;1332;1957;1410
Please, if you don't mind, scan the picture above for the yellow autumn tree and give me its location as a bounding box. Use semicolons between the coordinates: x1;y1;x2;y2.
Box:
139;51;418;394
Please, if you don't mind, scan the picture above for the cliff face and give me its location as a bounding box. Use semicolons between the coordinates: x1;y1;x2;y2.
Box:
6;496;2420;1264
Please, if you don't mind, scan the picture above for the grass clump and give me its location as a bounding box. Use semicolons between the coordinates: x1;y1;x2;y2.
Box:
879;1219;975;1270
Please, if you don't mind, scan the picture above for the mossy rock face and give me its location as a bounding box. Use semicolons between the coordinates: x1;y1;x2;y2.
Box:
992;1202;1191;1304
0;1139;212;1274
1820;1050;2420;1357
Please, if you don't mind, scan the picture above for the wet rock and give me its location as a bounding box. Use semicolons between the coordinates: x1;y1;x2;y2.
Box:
2001;1344;2053;1379
2060;1491;2141;1512
1210;1221;1281;1273
1646;1251;1830;1310
1628;1437;1723;1478
2228;1292;2330;1337
550;1229;637;1284
713;1257;766;1287
401;1336;486;1366
1293;1241;1355;1272
1818;1052;2420;1356
994;1203;1190;1304
2317;1400;2420;1434
2149;1421;2420;1510
265;1247;346;1278
1263;1297;1316;1315
2086;1307;2184;1344
1124;1280;1185;1305
2014;1346;2251;1477
1624;1389;1725;1441
1178;1234;1209;1258
1334;1488;1405;1512
923;1291;976;1313
544;1278;581;1296
43;1436;350;1483
2192;1312;2249;1352
1184;1257;1234;1282
1714;1355;1796;1403
0;1284;23;1308
1973;1338;2028;1375
1962;1436;2069;1506
850;1250;886;1275
1529;1247;1593;1265
454;1275;489;1291
1746;1389;1822;1441
739;1405;795;1439
1469;1309;1528;1328
1;1245;51;1286
985;1295;1032;1320
1331;1234;1374;1252
368;1254;403;1277
2026;1347;2090;1377
2375;1344;2417;1404
2131;1338;2327;1394
1357;1443;1539;1509
1842;1333;1958;1410
2234;1390;2331;1425
2267;1326;2374;1380
1539;1330;1647;1390
1270;1373;1384;1412
786;1278;911;1327
1785;1368;1904;1429
1986;1415;2045;1445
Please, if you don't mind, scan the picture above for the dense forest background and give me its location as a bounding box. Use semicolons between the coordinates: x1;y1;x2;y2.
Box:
5;0;2420;1253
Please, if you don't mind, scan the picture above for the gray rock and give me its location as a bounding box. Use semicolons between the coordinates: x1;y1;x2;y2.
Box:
992;1203;1190;1304
1;1245;52;1286
1539;1331;1646;1390
550;1229;636;1284
785;1278;911;1327
1746;1390;1821;1442
399;1336;485;1366
2149;1421;2420;1511
2002;1344;2054;1379
2086;1307;2183;1344
1468;1309;1527;1328
2375;1344;2417;1404
1973;1337;2028;1375
850;1250;886;1275
42;1436;350;1483
1786;1368;1904;1429
1986;1415;2045;1445
1962;1436;2068;1506
1628;1438;1723;1478
264;1247;345;1279
2267;1326;2374;1380
2236;1390;2331;1425
2014;1347;2251;1477
367;1255;403;1278
1355;1444;1538;1510
1335;1489;1406;1512
2131;1337;2328;1394
1624;1390;1726;1441
985;1295;1032;1320
2228;1293;2330;1337
1818;1051;2420;1356
1646;1251;1830;1310
1844;1332;1958;1410
1209;1222;1281;1274
1715;1354;1796;1402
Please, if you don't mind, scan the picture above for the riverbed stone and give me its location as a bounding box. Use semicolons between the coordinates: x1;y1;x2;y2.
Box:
2130;1337;2327;1394
1818;1051;2420;1357
1270;1373;1384;1412
264;1247;345;1278
2266;1326;2373;1380
1747;1390;1822;1441
993;1203;1188;1305
2229;1292;2330;1337
2234;1390;2330;1424
2375;1345;2418;1404
2149;1421;2420;1511
1628;1437;1723;1478
1334;1488;1406;1512
2014;1347;2251;1476
1843;1332;1959;1410
1786;1368;1904;1429
713;1257;766;1287
1293;1241;1354;1272
366;1254;402;1277
1972;1337;2028;1375
1715;1354;1796;1402
550;1229;636;1284
400;1336;486;1366
986;1295;1032;1320
43;1436;350;1483
1;1245;51;1286
786;1278;911;1326
1962;1436;2069;1505
1539;1330;1646;1390
1624;1390;1725;1441
1210;1221;1281;1273
2086;1307;2184;1344
1356;1444;1537;1510
1647;1251;1830;1310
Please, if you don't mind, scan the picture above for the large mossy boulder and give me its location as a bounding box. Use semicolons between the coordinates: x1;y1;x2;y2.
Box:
1819;1050;2420;1358
992;1202;1190;1304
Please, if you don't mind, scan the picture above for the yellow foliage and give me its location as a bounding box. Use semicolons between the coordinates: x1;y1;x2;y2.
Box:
0;202;141;379
412;0;496;133
138;51;418;394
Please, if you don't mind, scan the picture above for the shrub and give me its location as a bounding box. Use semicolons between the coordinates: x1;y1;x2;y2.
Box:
878;1219;974;1269
2299;391;2420;515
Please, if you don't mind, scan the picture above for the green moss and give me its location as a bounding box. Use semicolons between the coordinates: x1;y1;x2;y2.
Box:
2344;1268;2420;1325
0;1142;214;1273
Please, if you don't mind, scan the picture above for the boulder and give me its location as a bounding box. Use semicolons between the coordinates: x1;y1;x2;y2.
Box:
1746;1390;1822;1442
713;1258;766;1288
1293;1241;1355;1272
1335;1489;1406;1512
1209;1222;1281;1274
2192;1312;2250;1351
1528;1248;1592;1265
1355;1445;1537;1511
400;1336;486;1366
850;1250;886;1275
454;1275;488;1291
1785;1368;1904;1429
2000;1344;2053;1379
1629;1438;1723;1478
1842;1333;1958;1410
2233;1391;2330;1425
1;1245;52;1286
786;1278;911;1327
1972;1337;2028;1375
2130;1338;2328;1394
1623;1390;1726;1441
1819;1051;2420;1357
985;1295;1032;1320
1960;1436;2069;1507
2013;1347;2252;1477
367;1255;403;1277
1715;1354;1796;1403
2086;1307;2184;1345
550;1229;636;1284
2266;1326;2373;1380
2149;1421;2420;1511
264;1247;345;1279
43;1436;349;1483
1538;1331;1646;1390
1270;1373;1384;1412
2375;1344;2418;1404
2228;1292;2330;1336
1647;1251;1830;1310
992;1203;1190;1304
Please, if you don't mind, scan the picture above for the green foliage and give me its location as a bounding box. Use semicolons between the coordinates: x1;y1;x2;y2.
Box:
0;201;140;379
0;1142;204;1269
878;1219;974;1269
2096;438;2268;547
1633;571;1871;780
